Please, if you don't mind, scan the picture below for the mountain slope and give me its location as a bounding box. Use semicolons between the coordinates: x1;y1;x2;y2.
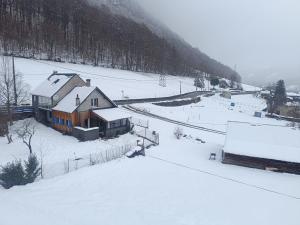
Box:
90;0;241;81
0;0;240;81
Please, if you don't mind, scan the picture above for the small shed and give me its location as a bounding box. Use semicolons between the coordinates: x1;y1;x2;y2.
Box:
222;121;300;175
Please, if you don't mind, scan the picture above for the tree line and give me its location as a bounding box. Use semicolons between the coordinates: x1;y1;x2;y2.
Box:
0;0;241;80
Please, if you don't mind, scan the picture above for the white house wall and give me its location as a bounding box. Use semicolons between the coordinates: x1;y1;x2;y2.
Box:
77;89;114;112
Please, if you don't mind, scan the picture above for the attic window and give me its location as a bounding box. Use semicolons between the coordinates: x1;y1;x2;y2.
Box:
53;79;60;84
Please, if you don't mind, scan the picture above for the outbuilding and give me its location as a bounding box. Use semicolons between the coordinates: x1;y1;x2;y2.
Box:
222;121;300;175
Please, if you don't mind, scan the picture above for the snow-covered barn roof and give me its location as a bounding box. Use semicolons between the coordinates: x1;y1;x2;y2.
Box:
31;73;77;98
53;86;96;113
223;121;300;163
93;108;132;122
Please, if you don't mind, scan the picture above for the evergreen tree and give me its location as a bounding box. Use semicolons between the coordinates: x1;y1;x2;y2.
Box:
24;154;41;184
274;80;287;107
0;161;25;189
210;77;220;89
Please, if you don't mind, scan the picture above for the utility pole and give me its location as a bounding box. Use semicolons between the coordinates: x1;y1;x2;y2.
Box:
12;55;17;106
180;81;182;94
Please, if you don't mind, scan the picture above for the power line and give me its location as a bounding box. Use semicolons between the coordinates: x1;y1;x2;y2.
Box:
147;155;300;200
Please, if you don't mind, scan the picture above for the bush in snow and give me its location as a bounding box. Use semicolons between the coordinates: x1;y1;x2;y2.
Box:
174;127;183;139
0;154;41;189
0;161;25;189
24;154;41;184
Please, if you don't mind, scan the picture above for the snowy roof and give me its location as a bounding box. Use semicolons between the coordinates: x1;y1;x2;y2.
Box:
223;121;300;163
260;90;271;94
31;73;76;98
93;108;132;122
53;86;96;113
287;92;300;97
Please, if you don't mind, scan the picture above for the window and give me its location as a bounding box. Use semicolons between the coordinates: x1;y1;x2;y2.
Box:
121;119;127;126
56;117;59;124
52;117;56;124
67;120;73;128
91;98;99;107
110;120;121;129
94;98;99;107
59;118;65;126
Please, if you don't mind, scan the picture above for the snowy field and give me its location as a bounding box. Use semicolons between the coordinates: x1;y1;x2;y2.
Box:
14;57;259;100
0;58;299;225
132;94;285;132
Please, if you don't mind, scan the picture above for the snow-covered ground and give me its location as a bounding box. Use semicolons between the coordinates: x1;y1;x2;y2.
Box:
14;57;259;100
0;59;299;225
132;94;285;132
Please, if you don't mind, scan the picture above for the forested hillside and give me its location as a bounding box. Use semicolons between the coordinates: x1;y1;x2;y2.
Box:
0;0;240;81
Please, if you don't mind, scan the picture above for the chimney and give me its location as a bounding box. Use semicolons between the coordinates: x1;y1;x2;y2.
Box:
86;79;91;87
76;94;80;106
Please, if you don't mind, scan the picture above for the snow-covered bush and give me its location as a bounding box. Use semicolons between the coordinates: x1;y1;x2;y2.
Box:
24;154;41;184
0;154;41;189
0;160;25;189
174;127;183;139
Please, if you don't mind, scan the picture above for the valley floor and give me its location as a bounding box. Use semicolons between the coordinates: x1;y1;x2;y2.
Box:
0;60;299;225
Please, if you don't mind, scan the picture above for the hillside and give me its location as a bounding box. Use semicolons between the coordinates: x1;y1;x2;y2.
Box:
0;0;240;81
13;57;258;101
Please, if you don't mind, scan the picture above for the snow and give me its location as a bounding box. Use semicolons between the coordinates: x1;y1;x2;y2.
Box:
131;94;280;132
31;74;74;98
223;121;300;163
74;126;99;131
53;86;96;113
93;108;132;122
14;57;259;100
1;58;299;225
287;92;300;97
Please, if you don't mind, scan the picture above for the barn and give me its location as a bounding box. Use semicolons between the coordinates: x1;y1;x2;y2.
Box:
222;121;300;175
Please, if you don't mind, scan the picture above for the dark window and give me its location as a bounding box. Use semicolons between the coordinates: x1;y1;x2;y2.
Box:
110;120;121;129
91;98;99;107
60;118;65;125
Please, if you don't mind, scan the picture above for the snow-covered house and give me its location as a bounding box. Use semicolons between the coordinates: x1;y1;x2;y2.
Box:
32;72;132;140
31;72;87;125
222;121;300;175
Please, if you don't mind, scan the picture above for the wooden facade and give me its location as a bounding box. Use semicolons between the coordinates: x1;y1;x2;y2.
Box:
222;151;300;175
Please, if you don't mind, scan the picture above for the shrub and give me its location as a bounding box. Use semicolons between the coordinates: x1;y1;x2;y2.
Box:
0;161;25;189
24;154;41;184
174;127;183;139
0;154;41;189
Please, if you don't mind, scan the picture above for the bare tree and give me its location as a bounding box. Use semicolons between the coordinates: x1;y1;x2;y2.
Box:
15;119;36;155
0;56;14;126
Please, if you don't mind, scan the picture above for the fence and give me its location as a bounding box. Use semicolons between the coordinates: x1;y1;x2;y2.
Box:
40;144;134;179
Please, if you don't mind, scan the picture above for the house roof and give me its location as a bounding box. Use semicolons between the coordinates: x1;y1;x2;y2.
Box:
93;108;132;122
223;121;300;163
53;86;96;113
31;73;76;98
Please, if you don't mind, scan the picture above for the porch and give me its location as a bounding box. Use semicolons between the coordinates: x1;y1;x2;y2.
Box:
91;108;132;138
